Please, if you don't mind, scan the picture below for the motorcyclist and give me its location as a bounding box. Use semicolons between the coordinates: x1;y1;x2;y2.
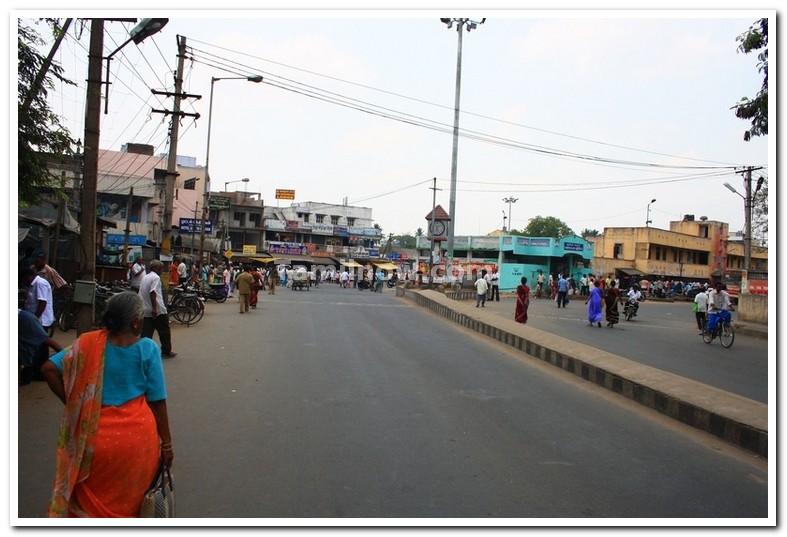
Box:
625;284;642;316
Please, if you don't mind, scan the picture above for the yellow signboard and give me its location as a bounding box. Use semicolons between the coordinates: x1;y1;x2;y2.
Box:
243;245;257;255
225;249;234;259
276;189;295;200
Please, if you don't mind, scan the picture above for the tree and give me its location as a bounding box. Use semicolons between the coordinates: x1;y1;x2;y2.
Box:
581;228;600;238
732;18;768;141
752;174;768;243
393;233;417;249
18;19;80;205
520;216;574;238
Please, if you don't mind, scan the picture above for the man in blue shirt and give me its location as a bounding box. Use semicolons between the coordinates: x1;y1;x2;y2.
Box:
557;274;569;308
18;309;62;385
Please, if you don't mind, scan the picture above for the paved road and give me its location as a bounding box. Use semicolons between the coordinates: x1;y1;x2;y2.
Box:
17;284;768;520
476;293;769;403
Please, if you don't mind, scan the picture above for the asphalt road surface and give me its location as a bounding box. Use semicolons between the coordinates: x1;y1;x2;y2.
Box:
16;283;769;521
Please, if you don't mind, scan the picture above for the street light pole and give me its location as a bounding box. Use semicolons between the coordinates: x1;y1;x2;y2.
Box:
440;17;485;269
77;18;166;335
198;75;263;268
503;196;518;232
646;198;657;227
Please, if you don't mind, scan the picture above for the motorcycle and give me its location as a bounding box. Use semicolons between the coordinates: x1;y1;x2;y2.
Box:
386;275;399;288
623;298;641;321
357;279;373;291
200;282;229;303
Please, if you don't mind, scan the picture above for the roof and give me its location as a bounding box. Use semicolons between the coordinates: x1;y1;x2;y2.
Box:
424;204;450;221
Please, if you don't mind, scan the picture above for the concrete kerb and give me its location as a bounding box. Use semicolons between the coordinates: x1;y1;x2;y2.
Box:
397;287;767;458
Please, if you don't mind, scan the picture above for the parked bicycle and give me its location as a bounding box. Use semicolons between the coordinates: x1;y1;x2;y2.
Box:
701;315;735;348
168;283;205;326
57;281;121;331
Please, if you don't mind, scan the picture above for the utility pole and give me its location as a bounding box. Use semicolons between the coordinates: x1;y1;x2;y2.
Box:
122;186;134;265
75;18;104;335
743;167;753;274
429;177;441;284
152;35;200;279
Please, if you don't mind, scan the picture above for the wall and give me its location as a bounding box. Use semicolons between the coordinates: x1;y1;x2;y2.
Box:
737;294;768;324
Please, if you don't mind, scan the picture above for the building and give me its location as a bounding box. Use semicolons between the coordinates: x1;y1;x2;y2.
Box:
588;215;768;290
415;232;595;291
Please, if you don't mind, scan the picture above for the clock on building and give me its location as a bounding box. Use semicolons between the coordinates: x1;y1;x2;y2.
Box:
428;220;446;237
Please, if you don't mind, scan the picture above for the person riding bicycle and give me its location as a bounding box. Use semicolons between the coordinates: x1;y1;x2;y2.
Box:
706;281;732;335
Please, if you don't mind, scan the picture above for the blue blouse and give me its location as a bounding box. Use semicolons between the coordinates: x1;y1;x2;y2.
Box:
49;337;167;406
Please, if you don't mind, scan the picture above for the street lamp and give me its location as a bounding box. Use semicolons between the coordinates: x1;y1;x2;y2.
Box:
646;198;657;227
502;210;507;232
440;17;485;266
198;75;263;267
503;196;518;232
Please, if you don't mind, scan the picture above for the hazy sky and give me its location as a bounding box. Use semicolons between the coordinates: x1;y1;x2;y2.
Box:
21;7;772;240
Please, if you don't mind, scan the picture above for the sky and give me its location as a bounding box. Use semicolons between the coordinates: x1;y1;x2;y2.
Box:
17;7;772;243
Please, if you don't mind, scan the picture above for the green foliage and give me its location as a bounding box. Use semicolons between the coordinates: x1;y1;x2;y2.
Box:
520;216;574;238
752;175;768;240
732;18;768;141
581;228;600;237
392;233;417;249
18;19;79;205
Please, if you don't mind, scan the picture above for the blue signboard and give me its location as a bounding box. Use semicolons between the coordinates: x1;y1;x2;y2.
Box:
179;218;213;234
564;242;584;252
106;234;147;246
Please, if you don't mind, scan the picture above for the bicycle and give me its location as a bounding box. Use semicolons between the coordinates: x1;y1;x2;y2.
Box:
168;284;205;326
701;314;735;348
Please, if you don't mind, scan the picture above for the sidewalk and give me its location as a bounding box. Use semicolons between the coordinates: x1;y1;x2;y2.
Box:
397;287;768;458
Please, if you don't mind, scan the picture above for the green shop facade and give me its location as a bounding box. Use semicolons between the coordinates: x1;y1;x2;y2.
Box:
496;234;594;291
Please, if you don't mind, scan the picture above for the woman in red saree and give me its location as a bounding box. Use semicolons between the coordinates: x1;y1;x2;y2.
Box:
514;277;530;324
40;292;174;518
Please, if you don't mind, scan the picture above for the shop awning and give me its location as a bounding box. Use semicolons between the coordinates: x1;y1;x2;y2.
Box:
250;256;282;264
372;261;398;270
616;267;645;276
338;259;363;268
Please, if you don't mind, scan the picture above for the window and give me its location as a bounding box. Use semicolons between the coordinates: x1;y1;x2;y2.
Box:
316;214;325;224
613;243;623;259
234;211;245;227
249;213;261;227
330;215;340;225
347;217;356;227
699;225;709;238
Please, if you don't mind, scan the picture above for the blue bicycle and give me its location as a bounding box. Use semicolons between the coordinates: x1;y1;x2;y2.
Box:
701;314;735;348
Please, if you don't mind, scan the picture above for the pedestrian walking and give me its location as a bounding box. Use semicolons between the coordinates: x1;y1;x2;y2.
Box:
236;265;254;314
585;279;603;327
475;271;489;307
40;291;174;517
604;280;621;327
556;274;569;308
514;277;530;324
249;266;263;308
139;260;176;358
694;287;709;333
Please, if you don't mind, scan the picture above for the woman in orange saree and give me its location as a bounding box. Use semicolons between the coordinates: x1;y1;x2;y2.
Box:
41;292;173;518
514;277;530;324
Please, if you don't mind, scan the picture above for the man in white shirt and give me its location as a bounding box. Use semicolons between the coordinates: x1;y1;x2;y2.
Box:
488;268;500;302
693;288;709;334
20;266;55;381
706;282;732;334
128;257;146;290
475;270;489;307
139;259;176;358
177;258;188;285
